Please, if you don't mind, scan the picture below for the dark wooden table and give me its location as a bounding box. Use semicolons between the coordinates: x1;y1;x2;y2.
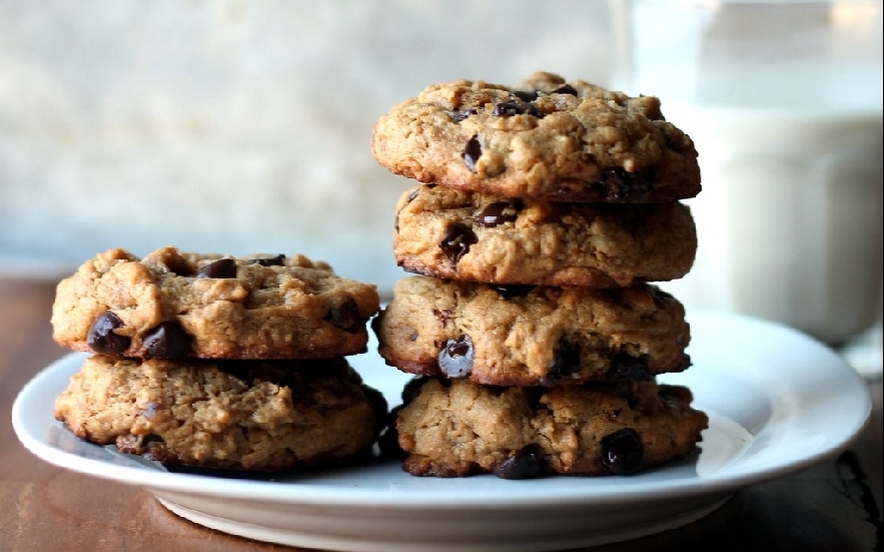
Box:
2;278;881;552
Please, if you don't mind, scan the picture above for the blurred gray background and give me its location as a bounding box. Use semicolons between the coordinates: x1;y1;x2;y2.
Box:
0;0;613;293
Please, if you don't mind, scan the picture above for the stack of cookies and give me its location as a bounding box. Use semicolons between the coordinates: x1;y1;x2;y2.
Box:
51;246;387;472
370;72;709;478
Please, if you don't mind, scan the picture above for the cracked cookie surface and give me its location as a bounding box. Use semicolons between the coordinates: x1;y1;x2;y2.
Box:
55;355;387;471
51;247;380;360
371;71;701;203
373;276;691;387
394;184;697;287
390;377;707;478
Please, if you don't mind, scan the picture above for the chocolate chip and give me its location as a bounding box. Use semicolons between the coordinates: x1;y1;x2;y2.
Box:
449;108;479;122
87;312;131;355
552;84;578;96
492;100;544;119
196;258;237;279
510;90;539;102
548;338;581;381
462;135;482;173
324;298;361;332
440;222;478;263
247;254;286;266
432;308;453;327
492;101;521;117
492;445;543;479
600;428;644;475
438;335;474;378
595;167;653;200
164;258;195;276
143;321;191;358
476;201;521;227
492;285;534;299
606;354;652;381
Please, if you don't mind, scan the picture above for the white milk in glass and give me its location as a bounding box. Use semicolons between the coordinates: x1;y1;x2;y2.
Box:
616;0;884;344
659;105;883;344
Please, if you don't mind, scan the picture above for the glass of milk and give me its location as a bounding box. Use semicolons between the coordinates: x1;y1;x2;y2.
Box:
609;0;883;373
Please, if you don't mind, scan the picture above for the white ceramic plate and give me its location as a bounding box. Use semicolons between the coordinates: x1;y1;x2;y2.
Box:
12;310;872;552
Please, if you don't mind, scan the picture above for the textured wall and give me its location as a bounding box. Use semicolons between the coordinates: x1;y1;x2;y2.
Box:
0;0;612;293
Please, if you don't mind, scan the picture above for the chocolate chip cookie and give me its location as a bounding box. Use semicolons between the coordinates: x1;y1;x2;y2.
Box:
55;354;387;471
388;376;707;478
371;71;701;203
373;276;691;387
394;184;697;287
51;247;380;360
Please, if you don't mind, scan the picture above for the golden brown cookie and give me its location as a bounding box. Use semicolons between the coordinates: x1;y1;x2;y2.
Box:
54;355;388;471
388;377;707;478
373;276;691;387
51;247;380;360
393;184;697;287
371;72;700;203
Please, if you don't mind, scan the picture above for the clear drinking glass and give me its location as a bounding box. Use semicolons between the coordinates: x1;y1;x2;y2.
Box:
609;0;883;375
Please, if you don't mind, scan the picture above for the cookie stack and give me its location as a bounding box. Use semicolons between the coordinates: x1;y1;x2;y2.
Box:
51;246;387;472
370;72;709;478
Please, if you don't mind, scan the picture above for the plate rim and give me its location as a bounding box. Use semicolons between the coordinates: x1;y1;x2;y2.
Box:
12;309;873;509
